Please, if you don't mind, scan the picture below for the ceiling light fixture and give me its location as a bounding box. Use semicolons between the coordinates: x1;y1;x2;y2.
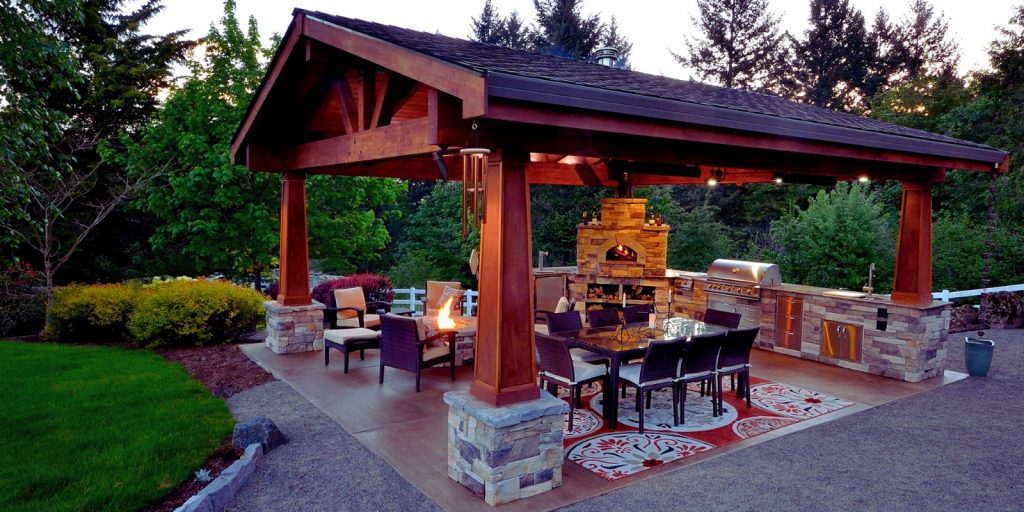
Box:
858;176;869;183
706;168;724;187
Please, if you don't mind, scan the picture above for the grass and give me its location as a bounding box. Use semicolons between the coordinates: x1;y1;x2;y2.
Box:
0;341;235;512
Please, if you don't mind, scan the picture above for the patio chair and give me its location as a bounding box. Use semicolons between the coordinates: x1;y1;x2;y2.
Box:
534;275;568;324
675;331;727;423
379;314;456;392
618;337;687;433
535;333;608;431
587;307;621;328
424;281;464;316
716;327;760;414
324;328;381;374
543;310;608;367
326;287;386;330
622;303;654;324
703;308;741;329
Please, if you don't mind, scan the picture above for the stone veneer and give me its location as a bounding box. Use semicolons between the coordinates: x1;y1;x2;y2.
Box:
577;198;668;278
444;390;569;506
263;300;325;354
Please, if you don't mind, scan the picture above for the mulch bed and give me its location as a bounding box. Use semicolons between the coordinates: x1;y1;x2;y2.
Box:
143;444;243;512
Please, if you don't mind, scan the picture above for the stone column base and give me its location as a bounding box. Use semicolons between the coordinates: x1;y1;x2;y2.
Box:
264;300;325;354
443;389;569;506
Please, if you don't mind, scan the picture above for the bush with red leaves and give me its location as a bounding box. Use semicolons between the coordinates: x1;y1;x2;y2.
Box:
311;273;395;308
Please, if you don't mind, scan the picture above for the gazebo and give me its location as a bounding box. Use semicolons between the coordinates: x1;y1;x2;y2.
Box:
230;9;1008;505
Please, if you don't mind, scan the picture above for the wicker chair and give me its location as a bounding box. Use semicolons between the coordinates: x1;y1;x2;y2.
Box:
618;337;687;433
379;314;456;392
325;287;389;330
535;333;608;431
676;331;727;423
587;308;621;328
622;303;654;324
703;308;741;329
543;311;607;367
716;327;760;414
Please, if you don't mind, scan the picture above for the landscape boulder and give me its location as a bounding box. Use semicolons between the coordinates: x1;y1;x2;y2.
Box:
232;416;287;451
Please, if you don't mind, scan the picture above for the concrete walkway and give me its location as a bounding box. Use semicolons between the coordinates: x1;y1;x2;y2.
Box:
227;329;1020;510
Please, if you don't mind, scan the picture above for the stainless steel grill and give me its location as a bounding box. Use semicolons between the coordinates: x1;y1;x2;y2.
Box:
704;259;781;299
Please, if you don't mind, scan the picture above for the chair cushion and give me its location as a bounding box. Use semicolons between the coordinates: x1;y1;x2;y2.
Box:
423;343;450;361
333;287;367;317
570;348;605;364
336;313;380;329
535;324;550;335
324;328;380;344
554;296;570;313
619;362;673;387
719;363;750;373
679;370;714;381
436;286;464;310
572;361;607;383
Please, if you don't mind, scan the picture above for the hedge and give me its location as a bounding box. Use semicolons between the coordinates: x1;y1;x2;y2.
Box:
48;283;140;341
311;273;394;308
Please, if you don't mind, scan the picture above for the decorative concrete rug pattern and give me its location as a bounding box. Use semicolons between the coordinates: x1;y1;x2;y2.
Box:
564;377;856;480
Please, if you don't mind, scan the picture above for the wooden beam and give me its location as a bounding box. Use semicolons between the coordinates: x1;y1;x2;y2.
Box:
249;118;437;173
231;13;305;164
297;156;462;181
486;101;998;173
277;173;312;306
358;67;376;131
369;70;390;129
303;15;487;118
375;76;420;128
892;181;935;305
471;148;540;406
332;75;357;135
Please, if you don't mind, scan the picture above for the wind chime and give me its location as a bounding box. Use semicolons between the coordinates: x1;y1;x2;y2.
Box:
460;121;489;238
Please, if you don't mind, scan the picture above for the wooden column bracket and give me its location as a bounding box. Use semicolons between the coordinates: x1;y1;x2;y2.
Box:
277;173;313;306
470;148;540;406
892;180;934;305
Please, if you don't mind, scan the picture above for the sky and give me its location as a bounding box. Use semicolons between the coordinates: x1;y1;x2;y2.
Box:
144;0;1020;81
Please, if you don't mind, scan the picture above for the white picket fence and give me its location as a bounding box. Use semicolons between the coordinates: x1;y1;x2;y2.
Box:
933;283;1024;302
393;287;478;316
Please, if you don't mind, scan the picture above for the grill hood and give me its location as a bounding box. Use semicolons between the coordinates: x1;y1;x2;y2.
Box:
706;259;781;286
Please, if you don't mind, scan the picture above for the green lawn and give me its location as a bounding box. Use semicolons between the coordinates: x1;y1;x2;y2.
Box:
0;341;234;511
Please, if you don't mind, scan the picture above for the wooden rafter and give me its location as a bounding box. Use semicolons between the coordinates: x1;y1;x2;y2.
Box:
332;74;358;135
358;67;376;131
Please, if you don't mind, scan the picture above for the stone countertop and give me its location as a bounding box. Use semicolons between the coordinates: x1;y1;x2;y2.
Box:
764;283;948;310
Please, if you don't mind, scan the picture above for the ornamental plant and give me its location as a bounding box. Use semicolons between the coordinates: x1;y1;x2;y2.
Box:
128;279;265;347
0;262;46;337
310;273;395;308
47;283;140;341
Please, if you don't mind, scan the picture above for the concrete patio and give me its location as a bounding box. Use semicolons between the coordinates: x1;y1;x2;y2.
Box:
232;333;978;511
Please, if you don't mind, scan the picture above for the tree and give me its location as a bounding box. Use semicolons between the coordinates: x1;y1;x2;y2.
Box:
898;0;958;82
766;183;896;291
788;0;871;110
388;182;480;287
601;16;633;68
675;0;785;92
1;0;188;322
470;0;531;50
119;1;403;290
531;0;605;59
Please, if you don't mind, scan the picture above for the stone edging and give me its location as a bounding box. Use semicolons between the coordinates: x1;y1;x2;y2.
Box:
175;443;264;512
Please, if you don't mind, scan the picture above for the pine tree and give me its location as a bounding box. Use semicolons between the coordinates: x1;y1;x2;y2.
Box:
899;0;959;82
675;0;785;92
469;0;530;50
788;0;872;110
601;16;633;68
531;0;605;59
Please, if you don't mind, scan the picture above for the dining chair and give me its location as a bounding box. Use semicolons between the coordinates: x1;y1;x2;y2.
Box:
622;303;654;324
543;311;608;367
378;314;456;392
716;327;760;414
675;331;728;423
703;308;741;329
535;333;609;431
587;308;621;328
618;337;687;433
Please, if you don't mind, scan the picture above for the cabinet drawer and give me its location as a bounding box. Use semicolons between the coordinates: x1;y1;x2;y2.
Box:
774;296;803;350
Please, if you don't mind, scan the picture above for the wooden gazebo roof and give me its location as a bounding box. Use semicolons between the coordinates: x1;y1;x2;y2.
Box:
231;9;1008;186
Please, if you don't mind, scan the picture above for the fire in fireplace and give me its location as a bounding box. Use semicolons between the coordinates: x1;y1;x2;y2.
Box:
606;244;638;262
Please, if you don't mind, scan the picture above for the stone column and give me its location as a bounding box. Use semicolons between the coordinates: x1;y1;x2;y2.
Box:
444;389;569;506
264;300;325;354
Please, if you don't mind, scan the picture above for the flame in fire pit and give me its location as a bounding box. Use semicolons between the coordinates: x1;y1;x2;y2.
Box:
437;296;456;329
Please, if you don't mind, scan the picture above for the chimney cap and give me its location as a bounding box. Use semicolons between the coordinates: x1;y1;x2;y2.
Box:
594;46;619;67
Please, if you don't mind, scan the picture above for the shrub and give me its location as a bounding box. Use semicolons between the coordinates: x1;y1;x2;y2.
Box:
949;305;983;333
0;262;46;337
310;273;394;308
48;283;140;341
980;291;1024;329
128;280;265;347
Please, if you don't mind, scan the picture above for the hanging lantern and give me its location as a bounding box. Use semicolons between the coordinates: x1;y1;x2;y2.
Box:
460;147;490;238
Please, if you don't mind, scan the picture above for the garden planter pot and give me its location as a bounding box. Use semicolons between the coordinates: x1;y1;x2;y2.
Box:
965;337;995;377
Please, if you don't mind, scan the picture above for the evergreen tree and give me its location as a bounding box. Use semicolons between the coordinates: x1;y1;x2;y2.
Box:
899;0;959;82
601;16;633;68
675;0;785;92
531;0;605;59
470;0;530;50
788;0;871;110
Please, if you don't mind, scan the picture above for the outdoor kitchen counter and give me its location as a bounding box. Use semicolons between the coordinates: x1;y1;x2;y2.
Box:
759;284;950;382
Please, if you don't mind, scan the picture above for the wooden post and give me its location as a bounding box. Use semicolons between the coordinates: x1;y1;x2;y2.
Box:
470;148;540;406
892;180;933;305
277;173;312;306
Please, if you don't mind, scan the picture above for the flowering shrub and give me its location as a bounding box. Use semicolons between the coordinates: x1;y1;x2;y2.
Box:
48;283;140;341
128;279;265;347
0;262;46;337
310;273;394;308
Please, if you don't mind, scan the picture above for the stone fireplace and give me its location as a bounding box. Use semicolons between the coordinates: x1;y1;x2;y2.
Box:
571;198;672;315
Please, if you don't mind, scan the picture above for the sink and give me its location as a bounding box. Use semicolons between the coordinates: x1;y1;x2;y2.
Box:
822;290;867;299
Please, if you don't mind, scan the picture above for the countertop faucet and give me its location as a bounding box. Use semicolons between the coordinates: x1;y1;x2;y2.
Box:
863;263;875;296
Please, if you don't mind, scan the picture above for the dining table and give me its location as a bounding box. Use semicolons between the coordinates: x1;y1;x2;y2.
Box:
551;317;729;429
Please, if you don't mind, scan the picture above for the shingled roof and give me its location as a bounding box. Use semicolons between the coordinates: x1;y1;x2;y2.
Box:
297;9;1007;167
